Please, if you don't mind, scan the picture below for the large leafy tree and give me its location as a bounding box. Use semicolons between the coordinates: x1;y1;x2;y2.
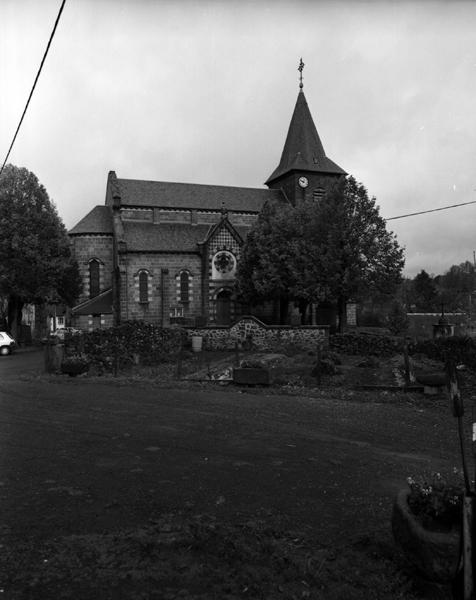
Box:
236;176;405;331
235;201;302;323
0;164;82;337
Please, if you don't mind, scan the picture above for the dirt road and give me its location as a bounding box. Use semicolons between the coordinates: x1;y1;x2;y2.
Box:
0;354;461;548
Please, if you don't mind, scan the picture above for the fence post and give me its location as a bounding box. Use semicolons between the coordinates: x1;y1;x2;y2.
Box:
447;358;473;599
113;342;118;378
315;342;321;386
403;342;411;388
176;342;183;380
234;341;240;366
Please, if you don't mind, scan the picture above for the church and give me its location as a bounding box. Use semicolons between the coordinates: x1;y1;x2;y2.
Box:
69;74;346;331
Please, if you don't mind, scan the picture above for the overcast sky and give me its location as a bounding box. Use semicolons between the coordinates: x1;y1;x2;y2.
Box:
1;0;475;277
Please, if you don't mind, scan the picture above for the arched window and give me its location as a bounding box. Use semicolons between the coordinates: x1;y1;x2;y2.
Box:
180;271;190;303
139;271;149;303
89;259;100;298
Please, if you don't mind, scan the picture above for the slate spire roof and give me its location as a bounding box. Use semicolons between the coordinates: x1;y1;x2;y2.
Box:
266;90;346;185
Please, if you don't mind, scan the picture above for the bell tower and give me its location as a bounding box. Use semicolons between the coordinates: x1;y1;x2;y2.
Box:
265;59;346;205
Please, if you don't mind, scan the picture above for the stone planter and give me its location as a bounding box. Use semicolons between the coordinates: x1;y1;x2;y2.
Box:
392;489;461;583
61;361;89;377
191;335;203;353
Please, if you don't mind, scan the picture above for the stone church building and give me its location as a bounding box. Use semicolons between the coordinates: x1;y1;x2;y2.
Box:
69;84;346;331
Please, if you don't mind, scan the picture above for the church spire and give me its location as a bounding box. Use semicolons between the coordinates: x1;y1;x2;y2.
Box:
265;66;346;186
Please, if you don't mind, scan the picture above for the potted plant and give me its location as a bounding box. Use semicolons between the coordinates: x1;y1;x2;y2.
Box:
392;471;463;583
61;354;89;377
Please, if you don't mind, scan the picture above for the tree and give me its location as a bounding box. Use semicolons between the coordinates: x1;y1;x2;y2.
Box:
235;201;302;323
436;261;475;312
0;164;82;338
412;269;438;311
310;177;404;330
386;300;409;335
236;176;405;331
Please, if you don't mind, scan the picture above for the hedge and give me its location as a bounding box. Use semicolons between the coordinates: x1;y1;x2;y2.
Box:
65;322;187;373
408;336;476;370
330;332;404;357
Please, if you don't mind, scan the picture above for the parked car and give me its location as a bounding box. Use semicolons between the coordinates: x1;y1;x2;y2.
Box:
0;331;16;355
50;327;82;341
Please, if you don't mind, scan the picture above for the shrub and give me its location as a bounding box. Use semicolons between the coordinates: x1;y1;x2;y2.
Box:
65;322;187;374
407;471;464;530
386;302;409;336
61;355;89;376
408;335;476;370
330;332;403;357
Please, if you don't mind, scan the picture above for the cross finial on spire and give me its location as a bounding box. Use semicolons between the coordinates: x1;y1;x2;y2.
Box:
298;58;305;90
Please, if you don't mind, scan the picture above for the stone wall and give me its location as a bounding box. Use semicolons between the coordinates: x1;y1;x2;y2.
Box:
186;315;329;351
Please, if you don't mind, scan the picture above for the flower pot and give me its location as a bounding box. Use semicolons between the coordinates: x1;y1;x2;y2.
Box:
392;489;461;583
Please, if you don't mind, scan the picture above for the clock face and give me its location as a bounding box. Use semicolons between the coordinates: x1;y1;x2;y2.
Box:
298;176;309;188
213;251;235;274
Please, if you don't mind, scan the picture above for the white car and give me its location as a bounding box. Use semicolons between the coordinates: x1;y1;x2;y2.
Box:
0;332;16;356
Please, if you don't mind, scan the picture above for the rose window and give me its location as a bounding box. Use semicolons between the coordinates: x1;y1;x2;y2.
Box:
213;251;235;275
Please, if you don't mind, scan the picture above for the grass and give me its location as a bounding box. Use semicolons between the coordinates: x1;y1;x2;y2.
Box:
1;514;426;600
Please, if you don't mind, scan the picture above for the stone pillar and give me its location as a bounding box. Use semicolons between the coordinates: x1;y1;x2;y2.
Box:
346;302;357;327
161;268;170;327
433;315;455;339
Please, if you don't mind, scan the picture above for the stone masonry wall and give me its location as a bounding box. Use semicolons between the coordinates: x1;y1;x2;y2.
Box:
72;235;114;303
74;313;114;332
186;316;329;351
120;253;203;324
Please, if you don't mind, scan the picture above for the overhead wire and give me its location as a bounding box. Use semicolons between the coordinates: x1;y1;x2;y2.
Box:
0;0;67;176
386;198;476;221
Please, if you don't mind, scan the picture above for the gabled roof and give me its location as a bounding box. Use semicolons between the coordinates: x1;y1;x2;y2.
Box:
266;91;346;184
72;288;113;315
109;178;284;212
69;206;113;235
202;214;245;247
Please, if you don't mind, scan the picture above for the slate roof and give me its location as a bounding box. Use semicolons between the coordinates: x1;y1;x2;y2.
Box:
113;179;283;212
72;288;113;315
266;91;346;184
69;206;113;235
123;222;211;252
123;220;253;252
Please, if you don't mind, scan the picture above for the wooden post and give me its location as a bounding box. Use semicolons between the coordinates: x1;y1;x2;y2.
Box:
206;353;211;379
315;344;321;386
234;341;240;366
403;342;411;388
463;496;474;600
447;359;471;494
176;343;182;380
113;343;118;378
447;358;474;599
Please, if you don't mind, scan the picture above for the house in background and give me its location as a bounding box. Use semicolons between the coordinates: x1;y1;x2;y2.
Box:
68;81;346;331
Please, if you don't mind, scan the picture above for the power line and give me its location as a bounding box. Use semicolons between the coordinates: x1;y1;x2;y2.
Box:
386;198;476;221
0;0;67;176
